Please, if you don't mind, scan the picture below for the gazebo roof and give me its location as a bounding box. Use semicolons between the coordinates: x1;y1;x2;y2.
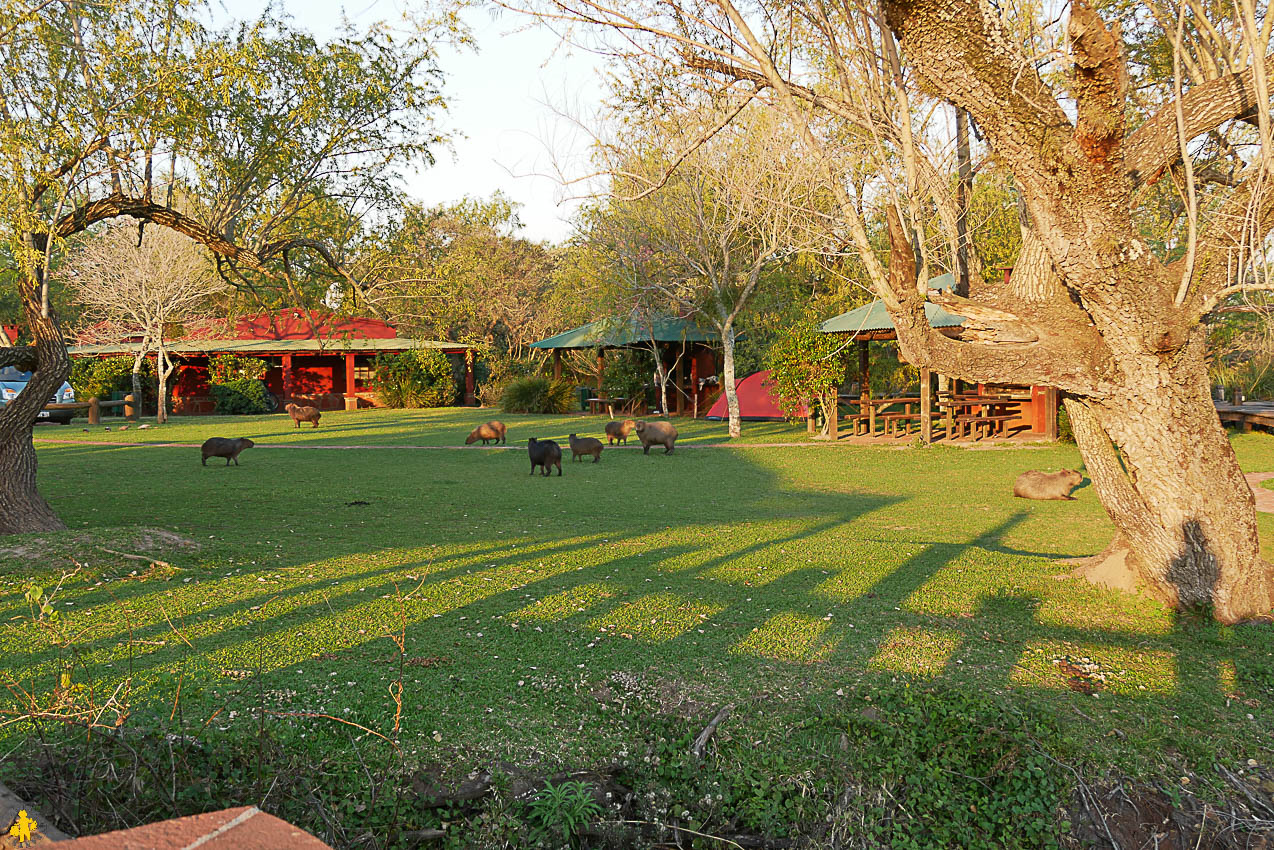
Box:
529;316;719;350
818;273;966;337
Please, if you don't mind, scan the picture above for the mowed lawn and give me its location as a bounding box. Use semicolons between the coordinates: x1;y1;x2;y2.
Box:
4;407;1274;837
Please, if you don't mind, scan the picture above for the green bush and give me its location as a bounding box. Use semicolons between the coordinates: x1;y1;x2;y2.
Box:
371;349;457;408
500;376;574;414
210;377;271;415
766;322;849;423
477;352;541;407
602;349;652;402
208;354;268;383
69;356;148;400
1057;403;1074;443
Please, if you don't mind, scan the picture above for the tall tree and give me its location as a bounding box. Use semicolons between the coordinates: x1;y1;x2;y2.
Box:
358;194;561;355
0;0;452;534
533;0;1274;621
590;108;829;436
66;223;223;422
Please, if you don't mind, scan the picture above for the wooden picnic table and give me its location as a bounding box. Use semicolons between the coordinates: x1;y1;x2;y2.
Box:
939;395;1022;440
852;396;922;437
587;397;628;417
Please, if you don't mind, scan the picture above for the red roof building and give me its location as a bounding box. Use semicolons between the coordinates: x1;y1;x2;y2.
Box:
68;310;472;415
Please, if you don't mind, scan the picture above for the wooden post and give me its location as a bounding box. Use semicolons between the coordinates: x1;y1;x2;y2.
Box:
464;348;475;406
553;349;562;381
282;354;294;402
596;349;604;398
123;393;136;421
88;397;100;425
920;367;932;444
690;353;699;419
343;353;357;411
1044;386;1059;440
676;350;686;416
858;340;872;435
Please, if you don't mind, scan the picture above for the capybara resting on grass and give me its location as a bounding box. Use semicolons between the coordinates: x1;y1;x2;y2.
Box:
1013;469;1083;501
527;438;562;476
635;419;678;454
466;421;507;445
605;419;636;445
201;437;255;466
568;433;603;463
286;403;321;428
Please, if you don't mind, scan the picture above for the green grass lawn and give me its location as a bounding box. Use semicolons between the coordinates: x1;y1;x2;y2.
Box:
4;408;1274;847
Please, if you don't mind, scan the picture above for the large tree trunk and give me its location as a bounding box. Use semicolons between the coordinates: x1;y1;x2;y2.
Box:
0;277;70;536
156;338;172;424
720;324;741;438
1063;343;1274;623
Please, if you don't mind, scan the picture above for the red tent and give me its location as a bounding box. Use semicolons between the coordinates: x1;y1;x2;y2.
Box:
706;370;805;420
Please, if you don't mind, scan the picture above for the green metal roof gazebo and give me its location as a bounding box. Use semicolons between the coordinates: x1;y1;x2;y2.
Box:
817;273;966;339
529;315;720;351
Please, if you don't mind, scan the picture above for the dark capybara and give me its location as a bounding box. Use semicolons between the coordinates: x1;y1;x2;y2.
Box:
466;421;507;445
604;419;636;445
634;419;678;454
568;433;603;463
286;403;321;428
527;437;562;477
1013;469;1083;501
201;437;255;466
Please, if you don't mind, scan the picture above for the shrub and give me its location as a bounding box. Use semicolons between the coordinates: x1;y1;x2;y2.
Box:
477;352;541;407
603;349;652;402
1057;403;1074;443
70;356;140;400
210;377;271;415
371;349;457;408
522;780;602;847
500;376;574;414
208;354;268;383
767;322;849;425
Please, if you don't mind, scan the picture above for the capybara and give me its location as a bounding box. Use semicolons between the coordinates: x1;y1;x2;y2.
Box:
605;419;636;445
1013;469;1083;501
466;421;507;446
201;437;255;466
527;437;562;477
634;419;678;454
568;433;603;463
286;403;321;428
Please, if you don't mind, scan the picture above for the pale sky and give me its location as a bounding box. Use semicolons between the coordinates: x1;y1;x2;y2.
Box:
214;0;609;244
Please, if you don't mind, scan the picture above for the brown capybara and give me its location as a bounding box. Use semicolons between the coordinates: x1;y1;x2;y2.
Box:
1013;469;1083;501
286;403;321;428
568;433;603;463
466;421;507;446
201;437;254;466
605;419;636;445
635;419;678;455
528;438;562;477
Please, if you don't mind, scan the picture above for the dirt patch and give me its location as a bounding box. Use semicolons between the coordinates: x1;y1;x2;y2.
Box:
1064;778;1274;849
0;526;199;572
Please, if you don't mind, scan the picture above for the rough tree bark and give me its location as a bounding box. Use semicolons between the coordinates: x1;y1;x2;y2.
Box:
719;323;741;438
0;269;71;535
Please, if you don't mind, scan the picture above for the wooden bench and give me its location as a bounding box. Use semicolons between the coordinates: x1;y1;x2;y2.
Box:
878;412;921;437
954;413;1018;440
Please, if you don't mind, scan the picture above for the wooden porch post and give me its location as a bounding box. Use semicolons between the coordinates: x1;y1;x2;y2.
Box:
282;354;294;403
858;340;872;435
1045;386;1059;440
596;349;604;397
464;348;475;406
676;349;686;416
553;349;562;381
920;367;932;444
343;353;357;411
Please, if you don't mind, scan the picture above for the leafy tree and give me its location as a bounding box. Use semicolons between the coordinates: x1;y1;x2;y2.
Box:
767;322;851;434
534;0;1274;621
0;0;453;533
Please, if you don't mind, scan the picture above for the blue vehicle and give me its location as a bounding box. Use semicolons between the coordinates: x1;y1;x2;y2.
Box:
0;366;76;424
